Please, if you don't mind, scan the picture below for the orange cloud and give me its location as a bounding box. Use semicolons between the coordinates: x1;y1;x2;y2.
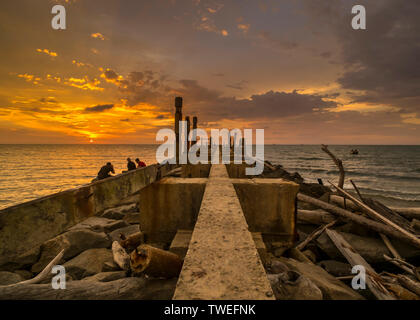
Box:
72;59;92;68
91;33;106;40
237;24;250;34
65;77;104;91
17;73;41;84
36;48;58;57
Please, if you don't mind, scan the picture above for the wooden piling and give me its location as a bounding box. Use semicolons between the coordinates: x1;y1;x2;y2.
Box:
130;244;183;278
192;116;197;146
186;116;191;153
175;97;183;164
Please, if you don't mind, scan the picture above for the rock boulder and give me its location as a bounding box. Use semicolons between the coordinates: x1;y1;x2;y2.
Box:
31;229;110;273
63;248;116;280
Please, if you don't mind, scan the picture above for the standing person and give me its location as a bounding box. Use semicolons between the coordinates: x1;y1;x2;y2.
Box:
127;158;136;171
135;158;146;168
97;162;115;180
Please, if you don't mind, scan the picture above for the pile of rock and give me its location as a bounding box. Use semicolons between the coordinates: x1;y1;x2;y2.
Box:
0;201;179;300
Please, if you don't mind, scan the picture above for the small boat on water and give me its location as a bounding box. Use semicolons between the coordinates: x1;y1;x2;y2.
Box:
350;149;359;155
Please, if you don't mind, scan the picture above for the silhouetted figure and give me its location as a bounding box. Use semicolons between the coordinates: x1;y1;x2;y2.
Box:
127;158;136;171
97;162;115;180
135;158;146;168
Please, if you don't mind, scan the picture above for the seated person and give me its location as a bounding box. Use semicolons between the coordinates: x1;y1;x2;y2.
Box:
135;158;146;168
97;162;115;180
127;157;136;171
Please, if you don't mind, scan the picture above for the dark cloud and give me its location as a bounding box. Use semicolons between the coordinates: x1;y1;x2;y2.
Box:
226;80;247;90
320;51;332;59
84;104;114;113
39;97;58;104
257;31;299;51
173;80;337;121
103;69;118;80
303;0;420;113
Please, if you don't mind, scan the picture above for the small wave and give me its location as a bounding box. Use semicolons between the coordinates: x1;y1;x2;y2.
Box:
297;157;325;161
357;186;420;200
307;169;420;181
357;192;420;204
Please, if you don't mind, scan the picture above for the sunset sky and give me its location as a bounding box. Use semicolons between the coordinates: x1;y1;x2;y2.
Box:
0;0;419;144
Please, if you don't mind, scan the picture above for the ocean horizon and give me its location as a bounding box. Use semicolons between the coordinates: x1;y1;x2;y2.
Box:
0;144;419;210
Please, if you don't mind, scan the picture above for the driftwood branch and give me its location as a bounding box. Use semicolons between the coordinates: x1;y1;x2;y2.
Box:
1;249;65;288
112;241;130;271
297;193;420;248
350;180;405;260
321;144;345;189
397;275;420;296
130;245;183;278
328;182;420;248
380;234;402;260
120;232;144;251
383;254;415;275
325;229;395;300
296;219;337;251
297;209;336;225
390;208;420;220
0;277;177;300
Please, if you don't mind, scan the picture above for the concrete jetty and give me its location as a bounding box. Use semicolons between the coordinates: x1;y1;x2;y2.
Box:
173;164;275;299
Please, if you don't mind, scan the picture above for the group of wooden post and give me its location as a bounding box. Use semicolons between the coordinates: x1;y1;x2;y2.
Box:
174;97;246;164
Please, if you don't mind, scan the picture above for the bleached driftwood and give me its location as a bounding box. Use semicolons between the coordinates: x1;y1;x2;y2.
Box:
297;209;336;225
296;219;337;251
0;249;64;288
325;229;395;300
112;241;130;271
329;183;420;248
321;144;345;189
297;193;420;248
0;277;177;300
397;275;420;296
390;207;420;220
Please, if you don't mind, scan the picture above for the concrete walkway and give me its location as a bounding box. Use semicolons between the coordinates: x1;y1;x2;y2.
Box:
173;164;274;300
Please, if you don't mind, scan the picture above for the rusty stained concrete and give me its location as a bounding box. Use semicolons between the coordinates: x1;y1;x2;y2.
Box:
139;178;207;243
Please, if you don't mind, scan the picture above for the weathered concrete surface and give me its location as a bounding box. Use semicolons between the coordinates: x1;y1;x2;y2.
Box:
169;230;268;264
181;164;211;178
139;178;206;243
252;232;269;265
233;178;299;242
169;229;193;259
173;165;274;300
0;164;174;266
225;163;249;179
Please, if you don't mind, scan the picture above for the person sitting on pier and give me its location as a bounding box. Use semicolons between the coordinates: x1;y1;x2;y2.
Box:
127;158;136;171
135;158;146;168
97;162;115;180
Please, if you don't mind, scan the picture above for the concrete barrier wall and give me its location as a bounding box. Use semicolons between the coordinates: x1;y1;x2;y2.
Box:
0;164;175;263
139;177;207;243
233;178;299;243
